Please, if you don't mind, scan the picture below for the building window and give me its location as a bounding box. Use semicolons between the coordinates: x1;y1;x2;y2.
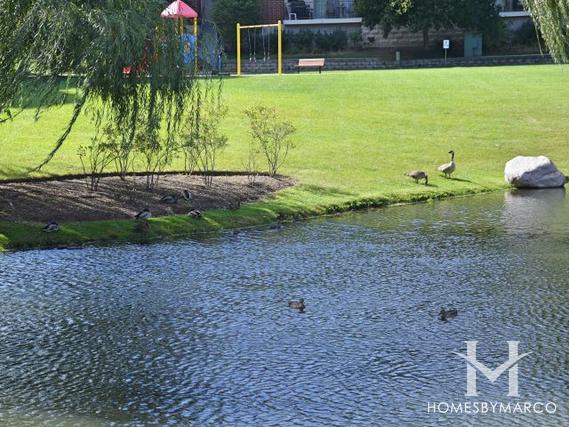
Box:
498;0;525;12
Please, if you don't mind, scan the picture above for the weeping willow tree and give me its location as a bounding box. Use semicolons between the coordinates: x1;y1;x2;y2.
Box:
523;1;569;62
0;0;204;170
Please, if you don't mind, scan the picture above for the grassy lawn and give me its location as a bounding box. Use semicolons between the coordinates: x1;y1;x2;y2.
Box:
1;65;569;249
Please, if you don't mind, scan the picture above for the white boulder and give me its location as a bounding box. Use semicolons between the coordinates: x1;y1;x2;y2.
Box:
504;156;567;188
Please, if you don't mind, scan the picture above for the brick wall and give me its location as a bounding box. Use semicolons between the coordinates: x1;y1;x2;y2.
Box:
226;54;553;74
362;25;464;49
261;0;285;23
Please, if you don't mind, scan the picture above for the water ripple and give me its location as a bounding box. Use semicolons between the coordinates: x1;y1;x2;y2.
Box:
0;191;567;426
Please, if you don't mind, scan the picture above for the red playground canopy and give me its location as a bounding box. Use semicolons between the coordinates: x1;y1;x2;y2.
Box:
160;0;198;19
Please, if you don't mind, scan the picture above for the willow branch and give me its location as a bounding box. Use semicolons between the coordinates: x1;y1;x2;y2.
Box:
30;89;89;172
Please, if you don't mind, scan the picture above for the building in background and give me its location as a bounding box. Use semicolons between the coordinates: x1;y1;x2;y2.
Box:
496;0;531;30
283;1;362;37
200;0;532;52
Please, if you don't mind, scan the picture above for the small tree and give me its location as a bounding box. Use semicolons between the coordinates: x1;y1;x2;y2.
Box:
180;82;228;186
244;105;296;177
77;131;115;192
135;120;178;191
108;123;137;181
179;90;204;176
195;105;229;187
196;125;228;187
179;128;201;175
242;141;261;185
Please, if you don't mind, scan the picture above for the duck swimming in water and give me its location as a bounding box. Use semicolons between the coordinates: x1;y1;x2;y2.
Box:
42;221;59;233
439;307;458;321
288;299;305;311
135;208;152;220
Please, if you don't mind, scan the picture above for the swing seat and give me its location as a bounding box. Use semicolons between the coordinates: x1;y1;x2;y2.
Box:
296;58;325;74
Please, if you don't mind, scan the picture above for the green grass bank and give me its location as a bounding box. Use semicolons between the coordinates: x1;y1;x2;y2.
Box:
1;66;568;250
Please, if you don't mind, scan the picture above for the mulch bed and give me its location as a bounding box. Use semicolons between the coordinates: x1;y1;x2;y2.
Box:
0;173;294;223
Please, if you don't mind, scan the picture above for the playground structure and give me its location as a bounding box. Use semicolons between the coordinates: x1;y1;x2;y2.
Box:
161;0;224;73
161;0;198;67
236;21;283;76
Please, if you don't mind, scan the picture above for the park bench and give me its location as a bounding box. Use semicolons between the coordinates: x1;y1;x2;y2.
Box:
296;58;325;74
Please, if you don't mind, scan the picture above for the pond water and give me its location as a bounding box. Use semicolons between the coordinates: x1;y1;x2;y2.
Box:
0;190;567;426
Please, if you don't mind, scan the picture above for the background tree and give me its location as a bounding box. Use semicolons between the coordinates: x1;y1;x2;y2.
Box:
213;0;260;50
450;1;503;41
0;0;200;171
355;0;501;47
523;1;569;63
404;0;455;47
354;0;410;38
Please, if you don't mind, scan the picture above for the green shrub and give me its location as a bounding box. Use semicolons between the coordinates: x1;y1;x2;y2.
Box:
244;105;296;177
285;30;315;53
350;30;363;48
285;29;349;53
314;31;333;52
330;30;348;51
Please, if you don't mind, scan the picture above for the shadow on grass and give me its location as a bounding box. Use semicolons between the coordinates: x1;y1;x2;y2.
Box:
0;165;34;180
299;184;356;197
0;164;64;181
439;176;475;184
9;78;81;109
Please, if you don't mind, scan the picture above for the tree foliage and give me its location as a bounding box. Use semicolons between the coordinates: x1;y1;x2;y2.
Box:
0;0;199;170
244;105;296;177
355;0;410;38
213;0;260;49
523;1;569;63
180;81;228;186
355;0;501;45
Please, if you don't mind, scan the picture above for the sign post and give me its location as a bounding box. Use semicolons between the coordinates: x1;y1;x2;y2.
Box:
443;39;450;63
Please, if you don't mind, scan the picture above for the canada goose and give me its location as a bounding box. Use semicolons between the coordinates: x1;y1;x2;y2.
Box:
182;190;193;203
288;299;305;311
439;307;458;321
405;170;429;185
438;150;456;178
135;208;152;220
188;209;202;219
42;221;59;233
160;194;179;204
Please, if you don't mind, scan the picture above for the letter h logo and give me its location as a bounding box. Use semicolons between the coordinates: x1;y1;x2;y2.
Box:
455;341;531;397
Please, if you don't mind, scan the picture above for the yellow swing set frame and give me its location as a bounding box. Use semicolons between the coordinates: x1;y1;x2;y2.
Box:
236;21;283;76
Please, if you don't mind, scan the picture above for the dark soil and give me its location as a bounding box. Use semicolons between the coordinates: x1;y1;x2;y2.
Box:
0;174;294;223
